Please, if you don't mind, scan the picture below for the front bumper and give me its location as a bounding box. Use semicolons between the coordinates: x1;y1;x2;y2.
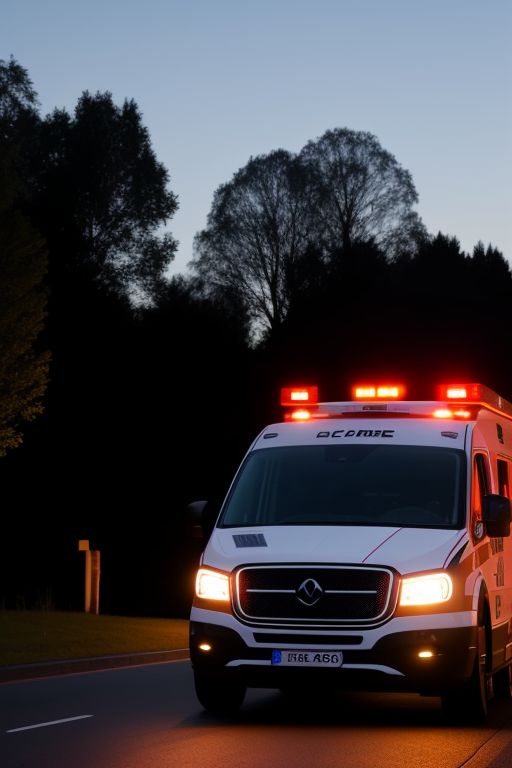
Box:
190;619;477;695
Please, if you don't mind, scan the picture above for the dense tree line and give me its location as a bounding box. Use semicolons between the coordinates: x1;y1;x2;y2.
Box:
1;57;511;616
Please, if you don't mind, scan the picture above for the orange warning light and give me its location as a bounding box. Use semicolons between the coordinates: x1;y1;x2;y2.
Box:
290;409;312;421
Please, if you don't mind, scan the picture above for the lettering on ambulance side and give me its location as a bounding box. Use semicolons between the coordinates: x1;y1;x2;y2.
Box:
494;555;505;587
316;429;395;439
490;537;504;555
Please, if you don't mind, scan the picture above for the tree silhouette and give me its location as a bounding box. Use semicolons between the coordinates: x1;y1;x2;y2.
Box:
192;150;315;338
0;58;49;456
471;241;511;286
0;149;49;455
34;91;178;302
193;130;427;340
300;128;426;258
0;57;39;140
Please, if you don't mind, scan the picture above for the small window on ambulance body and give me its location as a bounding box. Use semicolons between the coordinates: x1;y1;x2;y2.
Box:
471;453;490;542
475;453;490;496
497;459;510;498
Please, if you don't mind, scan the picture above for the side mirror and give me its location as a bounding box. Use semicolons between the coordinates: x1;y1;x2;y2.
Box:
482;494;511;538
187;500;208;539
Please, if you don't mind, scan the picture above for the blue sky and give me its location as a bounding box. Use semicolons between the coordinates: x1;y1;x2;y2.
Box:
2;0;511;273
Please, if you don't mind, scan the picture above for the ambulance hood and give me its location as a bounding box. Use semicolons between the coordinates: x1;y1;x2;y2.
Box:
203;525;466;575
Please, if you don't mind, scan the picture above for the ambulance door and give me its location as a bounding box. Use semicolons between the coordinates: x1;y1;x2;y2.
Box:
494;456;512;666
473;449;511;669
471;453;497;620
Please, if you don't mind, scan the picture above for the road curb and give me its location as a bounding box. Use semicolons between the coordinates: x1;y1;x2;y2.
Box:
0;648;190;683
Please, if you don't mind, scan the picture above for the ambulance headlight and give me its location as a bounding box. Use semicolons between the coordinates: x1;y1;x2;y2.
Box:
399;573;453;606
195;568;230;602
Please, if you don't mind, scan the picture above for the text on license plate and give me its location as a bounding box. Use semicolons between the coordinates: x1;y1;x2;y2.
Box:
271;650;343;667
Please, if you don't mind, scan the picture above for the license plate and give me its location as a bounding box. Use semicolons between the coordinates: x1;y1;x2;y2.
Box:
271;650;343;667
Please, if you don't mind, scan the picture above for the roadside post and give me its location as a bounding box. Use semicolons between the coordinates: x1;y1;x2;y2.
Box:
78;539;101;614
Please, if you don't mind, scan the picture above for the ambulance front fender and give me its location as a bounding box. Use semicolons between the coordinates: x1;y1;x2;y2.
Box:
469;573;489;619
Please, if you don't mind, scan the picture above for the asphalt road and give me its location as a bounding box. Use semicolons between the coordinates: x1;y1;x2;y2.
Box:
2;661;512;768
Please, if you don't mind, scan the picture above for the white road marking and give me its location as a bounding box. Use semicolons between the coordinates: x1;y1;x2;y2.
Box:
7;715;93;733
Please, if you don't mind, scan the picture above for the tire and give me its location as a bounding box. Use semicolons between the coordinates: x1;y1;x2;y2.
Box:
441;623;490;723
194;670;246;716
493;663;512;699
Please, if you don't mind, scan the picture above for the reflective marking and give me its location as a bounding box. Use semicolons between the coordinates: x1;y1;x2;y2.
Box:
341;663;404;676
246;589;376;594
225;659;403;675
7;715;93;733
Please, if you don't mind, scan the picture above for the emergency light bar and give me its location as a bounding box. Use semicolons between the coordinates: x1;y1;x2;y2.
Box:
280;381;512;421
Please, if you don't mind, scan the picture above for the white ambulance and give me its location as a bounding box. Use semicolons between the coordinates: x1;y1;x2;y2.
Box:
189;382;512;721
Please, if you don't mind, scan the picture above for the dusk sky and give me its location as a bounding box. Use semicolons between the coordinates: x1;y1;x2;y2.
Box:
3;0;510;273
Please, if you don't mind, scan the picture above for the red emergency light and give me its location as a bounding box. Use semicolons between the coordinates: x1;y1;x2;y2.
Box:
280;386;319;407
437;383;512;419
440;383;483;401
352;384;406;400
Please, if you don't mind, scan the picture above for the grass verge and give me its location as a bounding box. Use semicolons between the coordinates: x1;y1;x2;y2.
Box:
0;611;189;666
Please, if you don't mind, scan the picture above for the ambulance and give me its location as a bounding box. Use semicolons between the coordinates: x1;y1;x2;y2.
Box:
189;383;512;721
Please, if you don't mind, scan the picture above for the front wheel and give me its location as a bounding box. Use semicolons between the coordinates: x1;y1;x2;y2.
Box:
194;670;246;716
441;624;490;723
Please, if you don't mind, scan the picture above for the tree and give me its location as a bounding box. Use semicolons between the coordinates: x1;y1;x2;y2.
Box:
0;58;49;456
191;150;315;338
0;57;38;139
193;131;426;340
0;152;49;455
471;241;511;285
299;128;426;258
0;57;41;208
34;91;178;302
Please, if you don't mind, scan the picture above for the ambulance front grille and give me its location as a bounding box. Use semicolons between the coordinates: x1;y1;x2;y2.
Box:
234;565;395;627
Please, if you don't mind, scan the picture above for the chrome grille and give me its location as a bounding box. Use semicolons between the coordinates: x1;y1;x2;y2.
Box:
234;565;394;626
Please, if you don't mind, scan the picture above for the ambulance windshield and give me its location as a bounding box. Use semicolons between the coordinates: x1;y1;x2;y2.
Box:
220;445;465;528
